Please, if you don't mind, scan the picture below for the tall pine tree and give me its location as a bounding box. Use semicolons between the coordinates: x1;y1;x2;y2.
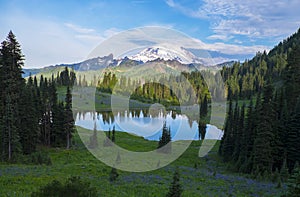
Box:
64;86;75;149
0;31;25;160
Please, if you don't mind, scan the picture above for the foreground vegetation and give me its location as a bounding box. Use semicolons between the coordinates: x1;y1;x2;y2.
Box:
0;128;287;196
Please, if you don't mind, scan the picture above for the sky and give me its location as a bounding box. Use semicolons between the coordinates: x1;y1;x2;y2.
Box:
0;0;299;68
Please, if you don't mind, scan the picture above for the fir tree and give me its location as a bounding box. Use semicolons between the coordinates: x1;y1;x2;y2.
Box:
285;45;300;109
19;78;39;154
64;86;75;149
252;81;276;174
232;101;241;162
286;166;300;197
166;168;183;197
219;98;234;162
239;99;254;173
286;98;300;171
158;123;171;153
109;167;119;182
104;128;112;147
0;31;25;160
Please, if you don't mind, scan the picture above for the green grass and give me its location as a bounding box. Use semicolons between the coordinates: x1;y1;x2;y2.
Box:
0;127;286;197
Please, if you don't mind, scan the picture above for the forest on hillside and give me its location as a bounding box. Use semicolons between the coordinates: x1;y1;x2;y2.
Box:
219;29;300;181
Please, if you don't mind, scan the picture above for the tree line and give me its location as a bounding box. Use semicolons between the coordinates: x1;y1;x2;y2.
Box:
97;70;224;107
0;31;75;162
219;28;300;179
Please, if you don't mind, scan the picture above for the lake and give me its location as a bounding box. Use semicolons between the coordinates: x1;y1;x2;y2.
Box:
75;110;223;141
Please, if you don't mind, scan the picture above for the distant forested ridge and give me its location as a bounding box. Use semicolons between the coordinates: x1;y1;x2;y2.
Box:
221;28;300;99
0;31;76;162
97;70;224;109
219;28;300;177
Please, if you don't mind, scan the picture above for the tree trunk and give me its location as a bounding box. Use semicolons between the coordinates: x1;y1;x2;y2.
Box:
2;124;4;161
8;124;11;161
66;132;70;149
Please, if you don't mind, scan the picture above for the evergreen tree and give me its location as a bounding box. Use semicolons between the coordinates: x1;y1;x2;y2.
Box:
286;98;300;171
239;99;254;173
52;101;66;147
286;166;300;197
19;77;39;154
49;81;60;146
271;90;286;171
116;152;121;164
281;158;290;182
104;128;112;147
0;31;25;160
233;103;245;166
109;167;119;182
158;123;171;153
252;81;276;174
232;101;240;162
39;76;52;146
285;45;300;109
166;168;183;197
219;98;234;162
64;86;75;149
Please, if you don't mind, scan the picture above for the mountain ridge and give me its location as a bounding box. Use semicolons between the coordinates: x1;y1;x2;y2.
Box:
22;46;237;78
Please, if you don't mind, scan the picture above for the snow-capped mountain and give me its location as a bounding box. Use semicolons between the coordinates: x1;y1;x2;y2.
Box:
22;45;236;77
128;46;204;64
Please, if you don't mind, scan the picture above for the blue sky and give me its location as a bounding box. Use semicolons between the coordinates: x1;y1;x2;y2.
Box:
0;0;299;68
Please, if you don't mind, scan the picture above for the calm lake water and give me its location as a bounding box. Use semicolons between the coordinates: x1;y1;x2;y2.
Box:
75;110;223;141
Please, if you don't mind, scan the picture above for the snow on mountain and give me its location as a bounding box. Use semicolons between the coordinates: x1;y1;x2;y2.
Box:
128;45;204;64
22;45;236;78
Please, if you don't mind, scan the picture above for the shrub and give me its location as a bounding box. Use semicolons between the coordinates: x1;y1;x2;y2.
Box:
31;176;97;197
109;167;119;182
30;151;52;165
286;167;300;197
10;151;52;165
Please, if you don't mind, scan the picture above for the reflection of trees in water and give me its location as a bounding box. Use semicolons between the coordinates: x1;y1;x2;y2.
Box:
198;121;207;140
100;111;114;124
76;109;212;140
88;122;98;149
171;111;176;119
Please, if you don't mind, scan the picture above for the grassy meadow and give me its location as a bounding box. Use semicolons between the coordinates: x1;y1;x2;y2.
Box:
0;127;286;196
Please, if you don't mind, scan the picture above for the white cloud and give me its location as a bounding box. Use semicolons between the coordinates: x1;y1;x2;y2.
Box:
202;42;268;55
207;34;233;41
166;0;300;40
64;23;96;34
166;0;194;17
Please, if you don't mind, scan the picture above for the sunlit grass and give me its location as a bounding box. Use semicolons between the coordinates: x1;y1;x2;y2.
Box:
0;129;286;197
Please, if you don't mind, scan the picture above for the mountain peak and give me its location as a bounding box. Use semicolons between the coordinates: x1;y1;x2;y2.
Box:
128;46;203;64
